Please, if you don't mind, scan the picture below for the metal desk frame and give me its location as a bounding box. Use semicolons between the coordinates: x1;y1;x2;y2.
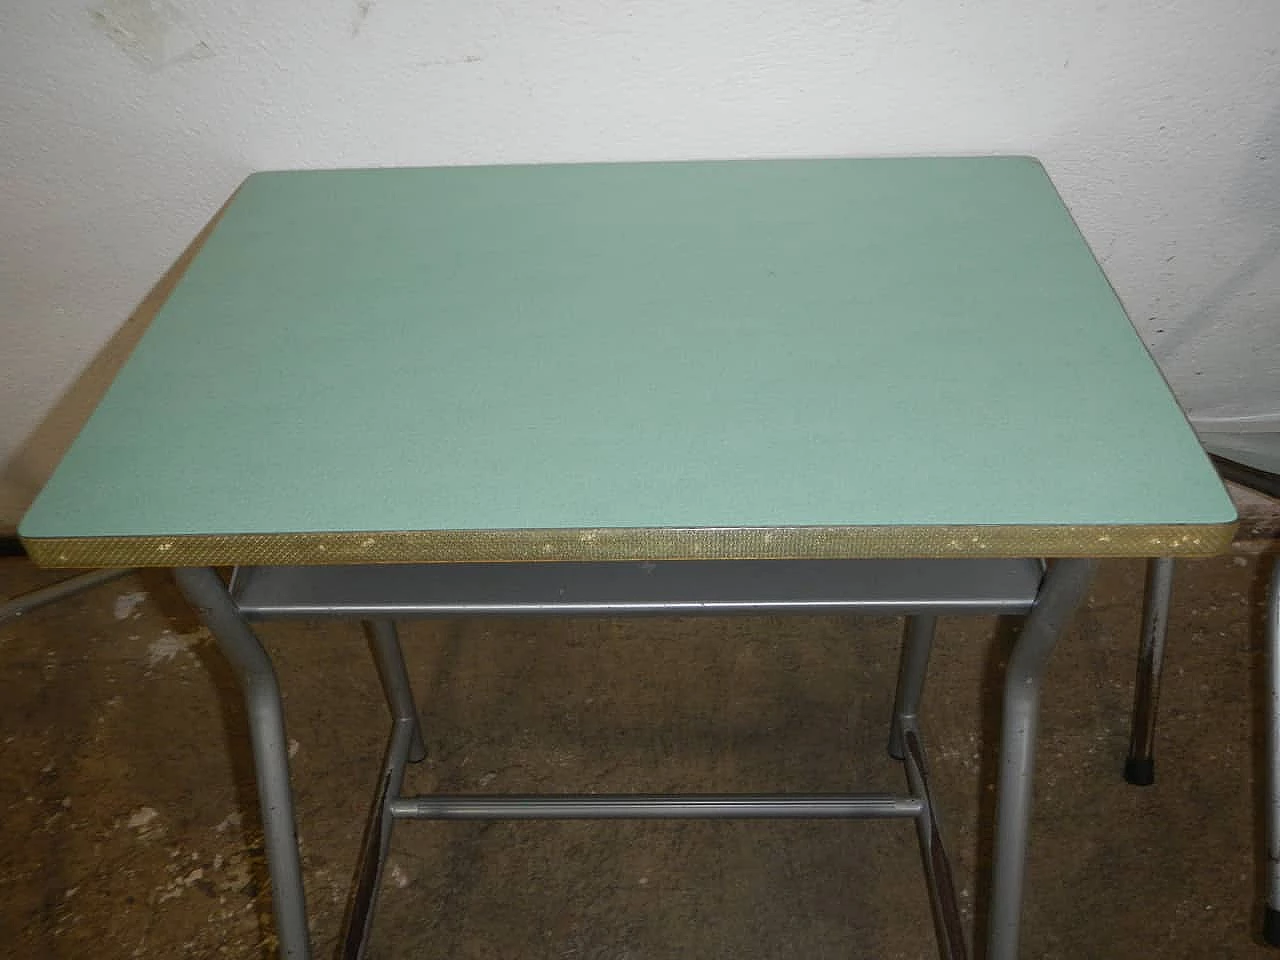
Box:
175;556;1095;960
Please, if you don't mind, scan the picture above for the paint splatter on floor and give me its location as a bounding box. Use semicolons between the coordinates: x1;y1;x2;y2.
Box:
113;591;149;620
146;627;209;668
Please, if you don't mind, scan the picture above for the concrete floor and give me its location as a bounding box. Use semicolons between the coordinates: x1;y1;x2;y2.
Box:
1;551;1276;959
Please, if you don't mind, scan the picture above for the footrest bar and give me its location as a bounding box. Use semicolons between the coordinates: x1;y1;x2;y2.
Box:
389;793;924;820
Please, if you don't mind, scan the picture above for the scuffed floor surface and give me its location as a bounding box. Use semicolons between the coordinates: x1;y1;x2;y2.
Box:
0;553;1276;958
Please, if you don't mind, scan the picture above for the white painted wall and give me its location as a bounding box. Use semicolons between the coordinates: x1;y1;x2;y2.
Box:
3;0;1278;528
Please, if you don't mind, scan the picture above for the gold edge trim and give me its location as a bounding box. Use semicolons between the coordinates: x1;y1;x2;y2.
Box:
21;521;1239;568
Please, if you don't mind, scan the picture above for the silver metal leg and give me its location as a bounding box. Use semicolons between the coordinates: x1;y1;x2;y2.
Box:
1265;561;1280;946
902;727;968;960
365;621;427;763
343;718;418;959
341;621;427;958
0;568;133;625
174;567;312;960
987;558;1097;960
889;615;937;760
1125;557;1175;786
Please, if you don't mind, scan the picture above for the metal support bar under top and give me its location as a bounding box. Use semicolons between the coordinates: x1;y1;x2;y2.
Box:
231;558;1043;619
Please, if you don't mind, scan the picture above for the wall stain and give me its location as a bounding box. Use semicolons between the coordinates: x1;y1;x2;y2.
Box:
90;0;213;71
352;0;376;38
417;54;485;68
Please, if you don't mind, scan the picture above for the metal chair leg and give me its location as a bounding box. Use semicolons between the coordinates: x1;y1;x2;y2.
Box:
1264;561;1280;946
987;558;1097;960
364;620;427;763
1126;555;1172;788
889;615;936;760
1125;557;1175;786
174;567;312;960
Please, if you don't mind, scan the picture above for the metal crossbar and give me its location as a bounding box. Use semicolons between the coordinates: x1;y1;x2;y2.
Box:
387;794;926;819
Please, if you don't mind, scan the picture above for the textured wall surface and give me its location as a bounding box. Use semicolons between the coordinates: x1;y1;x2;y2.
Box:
2;0;1278;526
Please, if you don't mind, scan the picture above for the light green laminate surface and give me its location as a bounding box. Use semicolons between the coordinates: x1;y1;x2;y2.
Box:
20;157;1236;566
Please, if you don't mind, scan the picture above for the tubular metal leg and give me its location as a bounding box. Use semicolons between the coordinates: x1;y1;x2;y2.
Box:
365;621;427;763
1265;562;1280;946
902;727;968;960
889;615;937;760
343;719;418;959
0;568;133;625
1125;557;1175;786
174;567;312;960
987;558;1097;960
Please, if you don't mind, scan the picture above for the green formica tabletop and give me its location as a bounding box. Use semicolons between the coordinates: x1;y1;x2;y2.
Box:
20;157;1236;567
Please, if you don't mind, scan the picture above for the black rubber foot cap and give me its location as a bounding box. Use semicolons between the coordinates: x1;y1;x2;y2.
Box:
1124;756;1155;787
1265;907;1280;947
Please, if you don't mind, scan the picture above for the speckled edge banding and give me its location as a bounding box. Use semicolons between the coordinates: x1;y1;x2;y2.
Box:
20;521;1238;568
